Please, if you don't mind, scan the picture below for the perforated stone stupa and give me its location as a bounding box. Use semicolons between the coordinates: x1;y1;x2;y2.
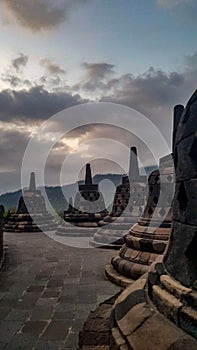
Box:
89;147;147;248
109;90;197;350
55;163;108;237
4;172;57;232
105;104;183;287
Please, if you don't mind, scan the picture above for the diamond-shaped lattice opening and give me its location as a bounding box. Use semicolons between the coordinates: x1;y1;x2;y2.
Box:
153;196;158;205
185;232;197;284
148;207;153;215
167;175;173;183
188;137;197;171
177;182;188;212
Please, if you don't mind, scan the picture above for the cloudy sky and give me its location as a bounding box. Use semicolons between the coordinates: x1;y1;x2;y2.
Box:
0;0;196;194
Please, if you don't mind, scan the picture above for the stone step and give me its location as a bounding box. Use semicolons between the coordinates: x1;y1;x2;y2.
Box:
111;255;149;281
124;234;167;253
105;263;134;288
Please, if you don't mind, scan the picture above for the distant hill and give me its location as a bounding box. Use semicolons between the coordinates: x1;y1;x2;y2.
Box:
0;174;123;212
0;168;156;212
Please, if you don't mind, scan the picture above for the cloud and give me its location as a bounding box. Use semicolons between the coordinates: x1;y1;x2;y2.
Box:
1;74;22;88
82;62;115;81
40;58;66;75
1;0;89;31
12;53;28;71
0;86;88;122
102;68;185;109
185;52;197;70
74;62;115;93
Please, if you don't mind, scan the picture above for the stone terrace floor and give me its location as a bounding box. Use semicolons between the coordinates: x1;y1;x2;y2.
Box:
0;232;120;350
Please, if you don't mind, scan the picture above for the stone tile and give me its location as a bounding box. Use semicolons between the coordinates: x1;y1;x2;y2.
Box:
27;285;45;293
41;290;61;298
21;320;47;336
41;320;69;340
6;308;31;321
0;306;13;320
34;340;65;350
30;305;54;321
53;311;75;321
4;333;37;350
1;232;120;349
0;320;23;345
65;331;79;349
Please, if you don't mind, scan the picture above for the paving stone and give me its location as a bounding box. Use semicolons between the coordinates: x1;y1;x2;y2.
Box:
65;331;79;348
30;305;54;321
41;320;69;340
34;340;65;350
0;232;119;348
6;308;31;321
41;290;61;298
0;320;23;345
21;320;47;336
4;333;37;350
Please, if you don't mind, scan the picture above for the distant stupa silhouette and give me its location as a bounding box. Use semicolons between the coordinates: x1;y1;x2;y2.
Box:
55;163;108;237
4;172;57;232
89;147;147;248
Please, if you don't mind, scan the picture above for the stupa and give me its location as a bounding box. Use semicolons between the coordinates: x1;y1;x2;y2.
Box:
110;90;197;349
89;147;147;248
105;104;183;287
4;172;57;232
55;163;108;237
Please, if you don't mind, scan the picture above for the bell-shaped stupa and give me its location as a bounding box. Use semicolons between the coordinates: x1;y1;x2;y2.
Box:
89;147;147;248
55;163;108;237
4;172;57;232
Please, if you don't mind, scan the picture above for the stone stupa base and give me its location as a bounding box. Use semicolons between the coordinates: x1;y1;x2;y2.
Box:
110;273;197;350
89;211;143;249
105;220;170;287
4;213;57;232
55;219;99;237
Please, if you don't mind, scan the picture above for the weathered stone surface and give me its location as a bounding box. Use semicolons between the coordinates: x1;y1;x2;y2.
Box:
106;152;174;285
147;91;197;342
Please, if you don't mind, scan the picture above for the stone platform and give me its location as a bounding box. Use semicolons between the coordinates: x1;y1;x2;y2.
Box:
0;231;119;349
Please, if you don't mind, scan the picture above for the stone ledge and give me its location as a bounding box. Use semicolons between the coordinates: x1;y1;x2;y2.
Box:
111;277;197;350
105;264;134;288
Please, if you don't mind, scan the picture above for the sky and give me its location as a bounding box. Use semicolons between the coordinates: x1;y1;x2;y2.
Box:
0;0;196;194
